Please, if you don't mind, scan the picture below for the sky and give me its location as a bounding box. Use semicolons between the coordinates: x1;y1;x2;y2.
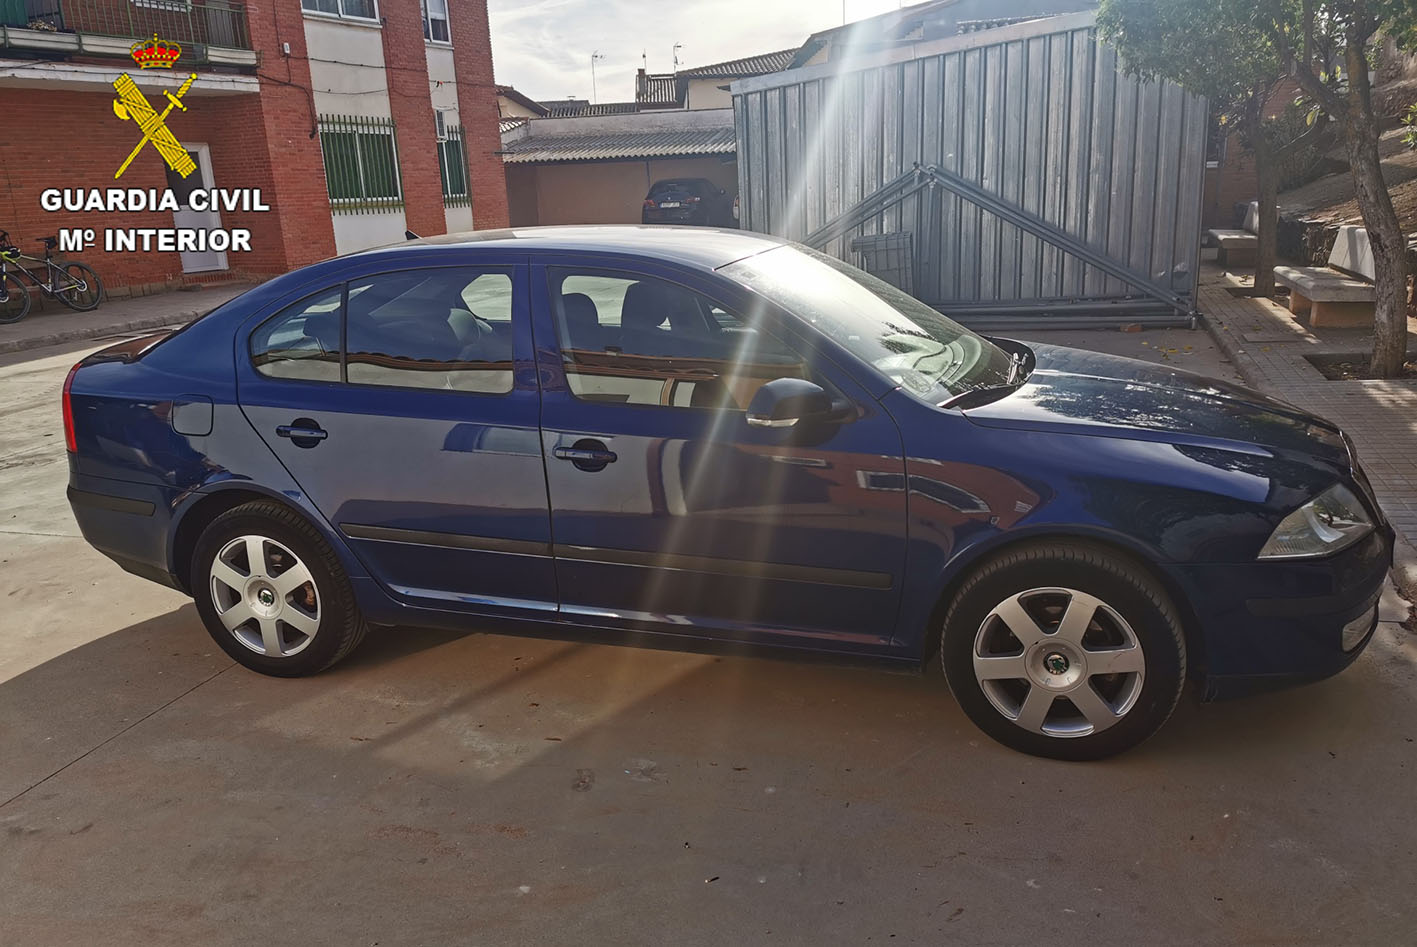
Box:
487;0;907;103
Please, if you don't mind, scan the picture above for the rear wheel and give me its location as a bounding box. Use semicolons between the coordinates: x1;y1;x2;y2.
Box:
0;273;30;323
192;501;368;676
940;541;1186;761
53;262;102;311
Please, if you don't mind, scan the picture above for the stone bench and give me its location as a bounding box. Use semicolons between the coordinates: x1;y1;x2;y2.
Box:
1205;229;1258;267
1273;266;1376;326
1273;226;1376;327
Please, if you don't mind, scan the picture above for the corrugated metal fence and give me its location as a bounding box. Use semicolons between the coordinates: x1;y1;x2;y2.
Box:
732;14;1208;327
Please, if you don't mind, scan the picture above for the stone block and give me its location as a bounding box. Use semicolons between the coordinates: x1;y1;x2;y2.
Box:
1327;225;1380;281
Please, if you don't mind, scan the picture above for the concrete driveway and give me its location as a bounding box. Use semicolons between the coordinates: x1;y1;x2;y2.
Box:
2;337;1415;945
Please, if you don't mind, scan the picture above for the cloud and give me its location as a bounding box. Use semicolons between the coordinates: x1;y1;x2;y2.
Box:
488;0;904;102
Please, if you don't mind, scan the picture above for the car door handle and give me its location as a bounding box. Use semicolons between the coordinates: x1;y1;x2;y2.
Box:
554;439;617;471
276;425;327;440
275;420;327;447
554;446;617;463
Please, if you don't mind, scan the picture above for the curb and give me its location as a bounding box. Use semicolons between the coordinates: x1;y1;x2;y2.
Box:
0;310;201;355
1390;537;1417;607
1198;312;1268;391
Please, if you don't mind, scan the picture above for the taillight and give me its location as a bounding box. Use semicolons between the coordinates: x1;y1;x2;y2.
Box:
643;199;656;208
62;361;81;452
685;196;701;203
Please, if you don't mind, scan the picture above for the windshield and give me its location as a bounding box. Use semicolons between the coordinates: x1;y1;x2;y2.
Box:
720;245;1016;404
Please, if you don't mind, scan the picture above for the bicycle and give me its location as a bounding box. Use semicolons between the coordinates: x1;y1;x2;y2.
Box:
0;231;105;324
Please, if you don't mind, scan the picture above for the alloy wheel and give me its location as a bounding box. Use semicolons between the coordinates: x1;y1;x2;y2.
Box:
972;587;1145;738
209;534;321;657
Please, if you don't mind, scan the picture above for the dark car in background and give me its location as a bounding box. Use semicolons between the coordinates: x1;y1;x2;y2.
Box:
64;226;1392;760
642;178;735;227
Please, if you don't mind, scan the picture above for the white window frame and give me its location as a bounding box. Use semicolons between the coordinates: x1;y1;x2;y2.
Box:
301;0;380;25
421;0;451;44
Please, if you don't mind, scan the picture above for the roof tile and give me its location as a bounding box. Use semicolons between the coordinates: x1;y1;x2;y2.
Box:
501;127;737;164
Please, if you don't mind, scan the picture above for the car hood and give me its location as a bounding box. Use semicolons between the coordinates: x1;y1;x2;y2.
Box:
962;343;1348;466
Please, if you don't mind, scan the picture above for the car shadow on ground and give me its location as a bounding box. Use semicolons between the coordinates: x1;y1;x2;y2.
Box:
2;608;1414;944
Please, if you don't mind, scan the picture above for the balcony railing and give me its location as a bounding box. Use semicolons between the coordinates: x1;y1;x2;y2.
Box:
3;0;252;54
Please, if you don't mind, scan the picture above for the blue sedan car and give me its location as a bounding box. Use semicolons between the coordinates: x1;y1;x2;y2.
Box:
64;227;1392;759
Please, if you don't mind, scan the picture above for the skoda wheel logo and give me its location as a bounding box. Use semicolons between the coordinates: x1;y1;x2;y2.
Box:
1044;652;1070;676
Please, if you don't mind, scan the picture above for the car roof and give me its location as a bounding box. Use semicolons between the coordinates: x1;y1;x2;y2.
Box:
345;225;787;270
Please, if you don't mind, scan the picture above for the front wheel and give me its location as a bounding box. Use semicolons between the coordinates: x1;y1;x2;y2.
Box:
0;272;31;323
192;500;369;677
940;542;1186;761
53;261;103;311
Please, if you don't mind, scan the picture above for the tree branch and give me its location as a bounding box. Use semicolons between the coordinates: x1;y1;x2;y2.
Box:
1264;0;1342;115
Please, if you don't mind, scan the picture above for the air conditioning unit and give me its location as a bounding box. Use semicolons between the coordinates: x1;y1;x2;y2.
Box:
434;109;449;142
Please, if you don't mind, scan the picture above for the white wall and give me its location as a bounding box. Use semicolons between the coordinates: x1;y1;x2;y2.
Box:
685;79;732;110
427;45;459;111
444;205;473;234
303;17;394;119
333;210;409;255
304;15;410;254
498;95;541;118
426;43;467;231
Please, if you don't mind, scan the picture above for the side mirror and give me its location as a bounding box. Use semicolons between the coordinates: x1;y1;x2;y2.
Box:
746;377;834;428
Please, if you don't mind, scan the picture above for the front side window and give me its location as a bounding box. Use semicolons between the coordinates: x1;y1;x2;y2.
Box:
302;0;376;21
421;0;450;42
345;268;514;393
720;244;1014;405
548;269;808;410
250;288;343;382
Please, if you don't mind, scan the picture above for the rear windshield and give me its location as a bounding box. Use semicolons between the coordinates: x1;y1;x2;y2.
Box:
649;180;708;197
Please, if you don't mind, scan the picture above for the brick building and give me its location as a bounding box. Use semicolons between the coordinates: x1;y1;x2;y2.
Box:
0;0;506;296
1199;78;1302;230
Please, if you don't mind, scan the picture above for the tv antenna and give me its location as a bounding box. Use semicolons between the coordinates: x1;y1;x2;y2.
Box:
591;50;606;103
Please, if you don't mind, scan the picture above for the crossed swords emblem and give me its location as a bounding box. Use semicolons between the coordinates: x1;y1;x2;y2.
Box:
111;72;199;179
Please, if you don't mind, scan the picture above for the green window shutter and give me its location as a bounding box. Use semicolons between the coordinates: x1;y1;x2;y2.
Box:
320;130;360;202
318;114;404;212
441;125;470;206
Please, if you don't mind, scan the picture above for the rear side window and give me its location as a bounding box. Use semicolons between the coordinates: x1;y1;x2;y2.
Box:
250;288;343;382
345;267;515;393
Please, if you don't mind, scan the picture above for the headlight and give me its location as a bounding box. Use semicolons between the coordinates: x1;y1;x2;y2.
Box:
1258;484;1373;559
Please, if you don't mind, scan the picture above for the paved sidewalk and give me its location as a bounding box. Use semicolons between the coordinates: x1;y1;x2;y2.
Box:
0;283;251;354
1199;265;1417;587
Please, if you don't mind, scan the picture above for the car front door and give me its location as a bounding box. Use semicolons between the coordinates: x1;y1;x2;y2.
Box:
237;260;557;618
532;259;908;651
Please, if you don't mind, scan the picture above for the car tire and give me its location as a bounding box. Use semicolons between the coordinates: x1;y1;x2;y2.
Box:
192;500;369;677
940;541;1186;761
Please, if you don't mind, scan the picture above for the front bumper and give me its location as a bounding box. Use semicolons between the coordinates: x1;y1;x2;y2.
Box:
1165;525;1393;700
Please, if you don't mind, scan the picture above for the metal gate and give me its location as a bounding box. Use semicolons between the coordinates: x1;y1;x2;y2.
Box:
731;12;1208;329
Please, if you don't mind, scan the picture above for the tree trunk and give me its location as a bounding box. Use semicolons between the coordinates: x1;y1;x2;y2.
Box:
1342;45;1411;378
1250;125;1279;297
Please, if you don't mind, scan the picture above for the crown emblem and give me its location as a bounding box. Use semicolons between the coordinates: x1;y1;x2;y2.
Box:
130;34;182;69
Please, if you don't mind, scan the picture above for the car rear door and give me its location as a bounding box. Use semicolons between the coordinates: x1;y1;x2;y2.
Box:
531;256;908;651
236;258;557;619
